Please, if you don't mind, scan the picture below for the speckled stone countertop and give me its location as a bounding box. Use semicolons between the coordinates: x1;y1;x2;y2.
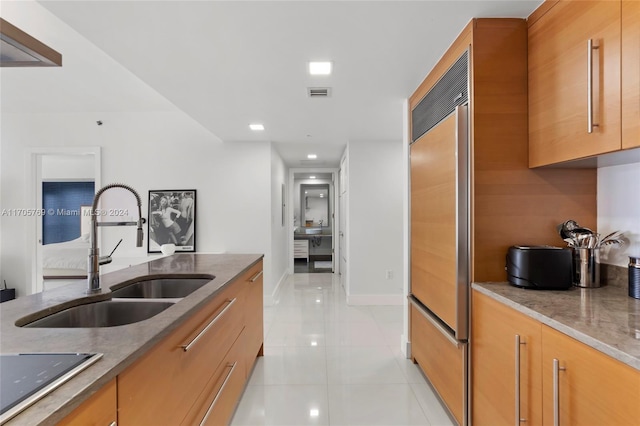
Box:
472;281;640;371
0;253;263;426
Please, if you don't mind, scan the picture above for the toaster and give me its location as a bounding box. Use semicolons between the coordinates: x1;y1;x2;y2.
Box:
506;246;573;290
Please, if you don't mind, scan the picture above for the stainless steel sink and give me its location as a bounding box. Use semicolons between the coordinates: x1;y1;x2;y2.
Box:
22;300;174;328
110;277;212;299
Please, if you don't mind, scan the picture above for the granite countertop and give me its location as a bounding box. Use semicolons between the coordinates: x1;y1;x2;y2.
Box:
0;253;263;426
472;281;640;371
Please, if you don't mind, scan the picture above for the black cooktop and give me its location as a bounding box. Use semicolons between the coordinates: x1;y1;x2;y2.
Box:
0;353;102;423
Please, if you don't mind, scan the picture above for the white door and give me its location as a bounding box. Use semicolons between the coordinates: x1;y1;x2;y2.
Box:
338;157;347;290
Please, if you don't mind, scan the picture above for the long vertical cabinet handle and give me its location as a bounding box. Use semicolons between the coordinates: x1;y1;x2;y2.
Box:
199;362;237;426
553;359;567;426
587;39;600;133
515;335;526;425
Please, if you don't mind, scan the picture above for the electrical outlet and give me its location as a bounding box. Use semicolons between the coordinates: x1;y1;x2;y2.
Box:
385;270;393;280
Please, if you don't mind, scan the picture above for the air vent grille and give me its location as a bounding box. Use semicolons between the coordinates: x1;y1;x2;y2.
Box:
308;87;331;98
411;50;468;143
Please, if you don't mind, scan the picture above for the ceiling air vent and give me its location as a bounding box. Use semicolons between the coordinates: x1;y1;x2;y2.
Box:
308;87;331;98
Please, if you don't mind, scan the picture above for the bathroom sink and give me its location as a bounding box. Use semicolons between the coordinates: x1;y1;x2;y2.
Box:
110;277;212;299
22;300;174;328
297;228;323;235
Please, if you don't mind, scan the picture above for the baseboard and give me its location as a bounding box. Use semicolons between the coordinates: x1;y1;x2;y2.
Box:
265;270;289;306
346;293;404;306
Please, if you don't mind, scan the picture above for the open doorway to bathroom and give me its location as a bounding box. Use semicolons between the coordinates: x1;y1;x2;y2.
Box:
291;171;335;274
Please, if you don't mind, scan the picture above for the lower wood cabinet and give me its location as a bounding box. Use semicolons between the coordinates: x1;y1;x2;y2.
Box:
471;289;640;425
541;325;640;425
410;303;465;425
117;260;263;425
472;291;542;425
58;378;116;426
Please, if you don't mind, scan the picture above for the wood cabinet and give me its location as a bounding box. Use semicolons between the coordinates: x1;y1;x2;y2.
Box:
58;378;116;426
409;17;596;425
541;325;640;425
528;0;640;166
471;290;640;424
622;0;640;149
118;260;263;425
243;263;264;376
410;302;465;425
471;292;542;426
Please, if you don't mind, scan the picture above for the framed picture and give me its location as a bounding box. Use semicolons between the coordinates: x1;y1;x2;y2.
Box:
148;190;196;253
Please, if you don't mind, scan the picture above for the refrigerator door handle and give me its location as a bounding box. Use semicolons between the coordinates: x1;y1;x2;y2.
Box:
455;103;470;341
408;296;461;347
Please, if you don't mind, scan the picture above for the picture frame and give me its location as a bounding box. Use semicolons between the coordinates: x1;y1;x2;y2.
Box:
147;190;196;253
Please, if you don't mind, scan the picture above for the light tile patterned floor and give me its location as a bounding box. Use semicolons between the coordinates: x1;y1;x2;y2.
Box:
230;273;455;426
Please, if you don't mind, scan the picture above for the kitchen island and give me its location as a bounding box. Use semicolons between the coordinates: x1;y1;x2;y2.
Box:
0;253;263;425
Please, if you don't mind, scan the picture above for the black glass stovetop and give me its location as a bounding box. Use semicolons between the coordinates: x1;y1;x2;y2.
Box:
0;353;102;423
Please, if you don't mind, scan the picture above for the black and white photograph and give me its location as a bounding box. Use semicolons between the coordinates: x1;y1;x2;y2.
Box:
148;190;196;253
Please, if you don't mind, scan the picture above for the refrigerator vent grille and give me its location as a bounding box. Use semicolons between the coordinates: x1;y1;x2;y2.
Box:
411;50;468;143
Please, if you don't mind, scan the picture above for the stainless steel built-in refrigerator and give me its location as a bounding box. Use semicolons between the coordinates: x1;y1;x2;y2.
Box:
408;49;470;425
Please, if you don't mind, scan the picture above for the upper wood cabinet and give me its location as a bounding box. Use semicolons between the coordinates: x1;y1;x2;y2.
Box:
528;0;622;167
622;0;640;149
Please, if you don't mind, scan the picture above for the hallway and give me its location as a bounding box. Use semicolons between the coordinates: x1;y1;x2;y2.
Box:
230;273;455;425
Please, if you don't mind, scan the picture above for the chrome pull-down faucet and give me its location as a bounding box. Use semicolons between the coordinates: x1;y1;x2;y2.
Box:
88;183;144;293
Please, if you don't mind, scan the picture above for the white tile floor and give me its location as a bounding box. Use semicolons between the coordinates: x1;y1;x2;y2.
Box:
230;273;455;426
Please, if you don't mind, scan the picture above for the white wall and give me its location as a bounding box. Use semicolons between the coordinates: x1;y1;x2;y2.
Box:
346;139;404;304
1;111;274;297
598;161;640;266
41;155;95;180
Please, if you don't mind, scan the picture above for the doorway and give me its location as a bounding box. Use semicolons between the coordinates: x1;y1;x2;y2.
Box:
28;147;101;294
289;169;337;274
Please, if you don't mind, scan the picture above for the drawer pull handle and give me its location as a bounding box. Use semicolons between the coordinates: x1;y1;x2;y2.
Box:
249;270;263;282
109;422;117;426
553;358;567;426
180;298;237;352
515;335;527;425
587;39;600;133
199;362;237;426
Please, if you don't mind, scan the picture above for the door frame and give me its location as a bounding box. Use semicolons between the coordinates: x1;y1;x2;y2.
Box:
288;167;338;274
27;146;101;294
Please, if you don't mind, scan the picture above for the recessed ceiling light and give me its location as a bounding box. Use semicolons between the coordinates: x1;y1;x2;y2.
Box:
307;154;317;159
309;176;316;179
249;123;264;131
309;61;332;75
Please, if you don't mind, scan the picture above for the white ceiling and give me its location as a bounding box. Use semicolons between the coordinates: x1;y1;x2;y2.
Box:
4;1;542;167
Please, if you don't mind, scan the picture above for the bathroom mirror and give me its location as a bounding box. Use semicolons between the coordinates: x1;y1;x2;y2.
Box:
300;184;330;227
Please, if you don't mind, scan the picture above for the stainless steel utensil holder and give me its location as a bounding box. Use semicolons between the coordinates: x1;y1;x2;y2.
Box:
573;248;601;288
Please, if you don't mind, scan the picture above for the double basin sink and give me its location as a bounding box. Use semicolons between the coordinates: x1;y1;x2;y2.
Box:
20;276;214;329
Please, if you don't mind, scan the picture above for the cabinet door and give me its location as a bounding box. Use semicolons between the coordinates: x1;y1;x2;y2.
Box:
57;379;116;426
622;0;640;148
410;114;457;330
529;1;621;166
243;261;264;375
471;292;542;426
541;325;640;425
410;303;465;425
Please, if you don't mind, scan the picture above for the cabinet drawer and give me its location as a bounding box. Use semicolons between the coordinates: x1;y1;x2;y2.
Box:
182;330;247;426
410;303;465;425
118;279;245;425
